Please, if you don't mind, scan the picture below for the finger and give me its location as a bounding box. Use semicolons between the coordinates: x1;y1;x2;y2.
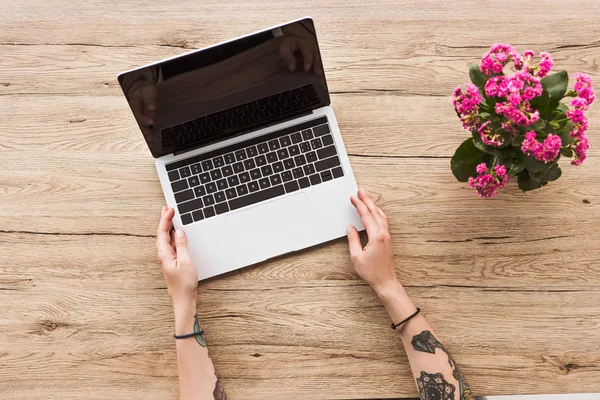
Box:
377;207;389;231
346;225;363;259
174;228;191;261
297;40;314;71
156;208;176;261
279;40;298;72
358;188;386;228
350;194;378;238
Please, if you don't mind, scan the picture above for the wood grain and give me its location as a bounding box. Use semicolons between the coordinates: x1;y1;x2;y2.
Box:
2;0;600;399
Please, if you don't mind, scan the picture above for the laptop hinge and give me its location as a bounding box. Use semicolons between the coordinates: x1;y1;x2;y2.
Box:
172;110;314;156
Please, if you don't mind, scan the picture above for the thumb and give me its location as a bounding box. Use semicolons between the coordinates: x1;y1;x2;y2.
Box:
346;225;362;259
174;229;191;259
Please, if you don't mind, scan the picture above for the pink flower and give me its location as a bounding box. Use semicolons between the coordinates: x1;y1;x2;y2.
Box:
478;121;504;147
487;71;542;126
523;50;535;59
571;97;589;111
453;84;482;130
537;52;554;78
571;134;590;166
468;162;509;198
521;131;561;163
567;108;589;138
480;43;520;76
574;73;596;105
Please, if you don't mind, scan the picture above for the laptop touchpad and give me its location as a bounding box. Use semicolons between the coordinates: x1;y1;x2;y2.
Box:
225;193;317;262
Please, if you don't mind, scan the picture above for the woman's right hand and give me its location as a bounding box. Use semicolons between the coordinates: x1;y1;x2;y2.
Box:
346;189;399;298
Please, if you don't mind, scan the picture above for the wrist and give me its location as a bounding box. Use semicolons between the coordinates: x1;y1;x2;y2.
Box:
172;298;196;333
376;281;417;324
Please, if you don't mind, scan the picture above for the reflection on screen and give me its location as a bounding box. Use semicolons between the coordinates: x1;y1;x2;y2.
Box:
118;19;329;158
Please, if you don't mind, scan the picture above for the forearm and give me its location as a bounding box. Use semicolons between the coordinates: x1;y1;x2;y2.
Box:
174;301;226;400
379;283;472;400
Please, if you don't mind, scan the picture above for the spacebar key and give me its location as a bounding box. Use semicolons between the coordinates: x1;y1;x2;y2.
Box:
228;185;285;211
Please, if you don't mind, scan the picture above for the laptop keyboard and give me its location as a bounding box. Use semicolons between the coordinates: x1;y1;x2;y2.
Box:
161;84;320;151
165;116;344;225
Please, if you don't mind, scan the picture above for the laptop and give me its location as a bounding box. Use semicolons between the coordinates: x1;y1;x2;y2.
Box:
118;17;364;280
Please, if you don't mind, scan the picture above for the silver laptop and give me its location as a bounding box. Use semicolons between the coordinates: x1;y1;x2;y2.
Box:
118;17;364;280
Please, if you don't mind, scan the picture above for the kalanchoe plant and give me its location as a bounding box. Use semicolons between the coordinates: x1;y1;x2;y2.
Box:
451;43;595;198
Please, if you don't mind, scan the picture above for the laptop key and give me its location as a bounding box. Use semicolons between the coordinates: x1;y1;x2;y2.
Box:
303;164;316;175
175;189;194;203
247;181;260;193
233;162;244;173
284;180;300;193
229;185;286;211
272;161;284;173
313;124;331;136
239;172;251;183
168;170;180;182
292;168;304;179
199;172;211;184
321;170;333;182
255;155;267;167
237;183;249;196
277;148;289;160
250;168;262;180
268;139;280;151
213;156;225;168
315;155;341;172
289;145;300;156
317;145;337;160
222;165;233;176
201;159;214;171
298;177;310;189
235;150;247;161
332;166;344;179
244;158;256;170
225;188;237;199
171;179;188;193
206;182;217;194
294;154;306;166
310;138;323;150
227;175;240;187
300;142;311;153
291;132;302;144
181;213;193;225
321;134;334;147
283;159;295;170
246;146;258;157
301;129;313;140
204;206;216;218
188;176;200;187
192;209;204;222
281;171;293;182
215;202;229;215
224;153;236;164
266;151;278;163
257;143;269;154
194;186;206;197
279;135;291;147
178;198;203;214
270;174;282;185
203;194;215;206
179;166;191;178
259;178;270;189
261;165;273;176
210;169;222;180
306;151;317;163
214;191;226;203
217;179;228;191
309;173;322;185
191;163;202;175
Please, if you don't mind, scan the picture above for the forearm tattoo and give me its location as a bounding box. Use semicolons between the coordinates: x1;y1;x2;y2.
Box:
412;330;472;400
193;314;227;399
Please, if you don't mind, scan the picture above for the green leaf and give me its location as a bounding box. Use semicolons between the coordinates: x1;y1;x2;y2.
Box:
527;119;546;133
547;164;562;182
472;130;505;157
469;64;488;94
530;90;550;114
557;102;569;112
511;133;525;148
529;163;562;183
541;71;569;100
507;157;526;176
560;147;574;157
523;153;552;173
556;120;575;146
451;138;490;182
518;170;545;192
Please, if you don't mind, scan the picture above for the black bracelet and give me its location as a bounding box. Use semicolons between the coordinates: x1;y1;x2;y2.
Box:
391;308;421;330
173;330;205;339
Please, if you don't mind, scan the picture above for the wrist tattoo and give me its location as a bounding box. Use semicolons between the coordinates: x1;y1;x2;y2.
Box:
412;330;473;400
193;313;206;347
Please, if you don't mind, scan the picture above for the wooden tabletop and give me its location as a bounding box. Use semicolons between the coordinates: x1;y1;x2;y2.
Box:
2;1;600;399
